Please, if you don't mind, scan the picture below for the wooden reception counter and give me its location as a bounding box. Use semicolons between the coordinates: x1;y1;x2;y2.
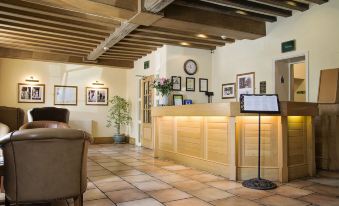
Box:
152;102;318;182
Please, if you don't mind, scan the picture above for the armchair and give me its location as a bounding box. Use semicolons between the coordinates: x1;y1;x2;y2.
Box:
0;128;92;206
20;121;70;130
0;106;24;132
28;107;70;123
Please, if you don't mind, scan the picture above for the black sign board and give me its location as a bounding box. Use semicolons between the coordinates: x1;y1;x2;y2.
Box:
281;40;296;53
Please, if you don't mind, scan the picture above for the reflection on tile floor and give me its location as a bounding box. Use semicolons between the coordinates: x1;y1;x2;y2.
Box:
8;144;339;205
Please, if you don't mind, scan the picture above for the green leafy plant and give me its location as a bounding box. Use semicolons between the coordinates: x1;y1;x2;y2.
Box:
106;96;132;135
152;77;173;96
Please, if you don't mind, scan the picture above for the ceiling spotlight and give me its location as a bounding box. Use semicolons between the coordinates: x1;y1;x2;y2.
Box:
221;35;227;40
236;10;247;15
180;42;190;46
103;47;109;51
286;1;297;6
196;34;207;38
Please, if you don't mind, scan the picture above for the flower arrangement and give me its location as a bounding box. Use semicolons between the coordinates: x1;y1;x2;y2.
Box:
152;77;173;96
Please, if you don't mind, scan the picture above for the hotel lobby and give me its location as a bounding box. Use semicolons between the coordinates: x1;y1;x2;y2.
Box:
0;0;339;205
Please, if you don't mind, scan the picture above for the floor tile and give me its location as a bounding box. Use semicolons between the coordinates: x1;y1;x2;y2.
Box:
148;188;192;202
188;187;234;202
106;166;133;172
96;180;134;192
84;198;115;206
117;198;163;206
210;196;261;206
271;185;313;198
299;193;339;206
165;197;212;206
156;174;189;183
125;161;148;166
256;194;309;206
207;180;242;190
191;174;224;183
123;174;155;183
115;169;145;177
100;161;125;167
84;188;106;201
286;180;315;188
303;183;339;196
171;180;209;191
308;177;339;187
133;180;172;192
174;169;205;177
87;169;112;177
87;181;96;190
162;165;189;171
227;187;272;200
89;175;122;184
106;188;148;203
88;165;105;171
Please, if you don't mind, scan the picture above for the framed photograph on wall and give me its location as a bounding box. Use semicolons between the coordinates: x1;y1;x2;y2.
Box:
173;94;183;106
222;83;236;99
236;72;255;100
199;78;208;92
186;77;195;91
18;83;45;103
86;87;109;105
171;76;181;91
54;85;78;105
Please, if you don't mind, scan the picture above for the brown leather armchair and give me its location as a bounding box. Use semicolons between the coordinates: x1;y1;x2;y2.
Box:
19;121;70;130
0;106;24;132
0;128;93;206
28;107;70;123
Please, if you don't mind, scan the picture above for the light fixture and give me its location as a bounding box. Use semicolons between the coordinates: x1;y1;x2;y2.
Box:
286;1;297;6
221;35;227;40
196;34;207;38
92;81;104;86
103;47;109;51
235;10;248;15
25;76;39;82
180;42;190;46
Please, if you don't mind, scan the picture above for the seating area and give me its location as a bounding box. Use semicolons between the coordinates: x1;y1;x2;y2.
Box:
0;0;339;205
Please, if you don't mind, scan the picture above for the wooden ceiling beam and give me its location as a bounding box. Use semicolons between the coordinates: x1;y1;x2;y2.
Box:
155;4;266;40
0;26;100;46
129;31;226;46
0;47;134;68
123;36;216;50
303;0;328;4
0;20;105;42
102;53;142;58
100;56;138;61
106;49;150;55
0;5;116;33
201;0;291;17
20;0;137;21
111;45;155;52
136;26;234;43
251;0;309;11
1;0;120;27
0;32;95;50
0;13;110;38
117;41;162;49
174;0;277;22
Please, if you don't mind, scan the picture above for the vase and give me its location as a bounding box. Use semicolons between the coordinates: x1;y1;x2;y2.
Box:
159;95;169;106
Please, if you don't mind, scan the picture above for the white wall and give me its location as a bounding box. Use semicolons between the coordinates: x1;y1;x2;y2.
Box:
212;1;339;102
0;58;127;138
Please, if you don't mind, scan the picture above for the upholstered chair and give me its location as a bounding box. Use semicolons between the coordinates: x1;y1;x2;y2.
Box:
19;121;70;130
0;128;92;206
27;107;70;123
0;106;25;132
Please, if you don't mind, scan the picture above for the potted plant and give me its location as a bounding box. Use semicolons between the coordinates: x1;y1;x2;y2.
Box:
153;77;173;106
106;96;132;144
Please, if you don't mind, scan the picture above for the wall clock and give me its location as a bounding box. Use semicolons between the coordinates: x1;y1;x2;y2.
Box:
184;59;198;75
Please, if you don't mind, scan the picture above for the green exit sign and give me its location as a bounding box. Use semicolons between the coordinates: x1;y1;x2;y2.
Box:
281;40;296;53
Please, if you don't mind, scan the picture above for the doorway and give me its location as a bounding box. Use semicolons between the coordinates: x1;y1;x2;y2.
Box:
274;54;308;102
140;75;154;149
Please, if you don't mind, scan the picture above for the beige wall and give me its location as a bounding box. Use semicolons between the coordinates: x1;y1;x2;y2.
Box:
212;1;339;102
0;58;128;138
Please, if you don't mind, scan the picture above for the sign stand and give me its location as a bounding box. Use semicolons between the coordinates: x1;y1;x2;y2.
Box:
240;94;280;190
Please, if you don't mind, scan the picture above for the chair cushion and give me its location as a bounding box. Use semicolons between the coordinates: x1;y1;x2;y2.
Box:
19;121;70;130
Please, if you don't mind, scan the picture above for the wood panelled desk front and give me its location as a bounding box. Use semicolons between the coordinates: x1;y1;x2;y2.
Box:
152;102;318;182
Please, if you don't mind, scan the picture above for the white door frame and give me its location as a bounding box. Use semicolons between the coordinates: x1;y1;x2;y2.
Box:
272;51;309;102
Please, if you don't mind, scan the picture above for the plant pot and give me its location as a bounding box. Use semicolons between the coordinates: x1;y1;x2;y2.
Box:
159;95;169;106
113;134;126;144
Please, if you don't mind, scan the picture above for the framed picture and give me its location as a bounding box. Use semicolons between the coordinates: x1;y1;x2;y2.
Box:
199;78;208;92
54;85;77;105
18;83;45;103
173;94;183;106
186;77;195;91
222;83;236;99
86;87;109;105
171;76;181;91
236;72;255;100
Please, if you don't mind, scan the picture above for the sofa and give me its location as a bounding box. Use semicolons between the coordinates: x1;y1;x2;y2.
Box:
0;128;92;206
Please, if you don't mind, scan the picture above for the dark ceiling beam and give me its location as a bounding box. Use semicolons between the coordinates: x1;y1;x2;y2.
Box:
155;4;266;40
174;0;277;22
106;49;150;56
303;0;328;4
200;0;292;17
251;0;309;11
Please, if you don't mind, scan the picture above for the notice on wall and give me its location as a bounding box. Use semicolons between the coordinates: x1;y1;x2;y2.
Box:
240;94;280;113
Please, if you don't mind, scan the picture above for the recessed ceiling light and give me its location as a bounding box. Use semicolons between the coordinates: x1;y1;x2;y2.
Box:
103;47;109;51
236;10;247;15
286;1;297;6
196;34;207;38
180;42;190;46
221;35;227;40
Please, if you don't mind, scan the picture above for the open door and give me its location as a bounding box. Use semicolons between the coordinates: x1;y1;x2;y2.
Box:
141;75;154;149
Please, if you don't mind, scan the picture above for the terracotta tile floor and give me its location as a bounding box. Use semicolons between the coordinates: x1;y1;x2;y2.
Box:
4;144;339;206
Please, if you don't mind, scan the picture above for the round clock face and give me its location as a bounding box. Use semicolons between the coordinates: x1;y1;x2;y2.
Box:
184;60;198;75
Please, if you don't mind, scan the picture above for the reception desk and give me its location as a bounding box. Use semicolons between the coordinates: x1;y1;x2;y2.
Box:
152;102;318;182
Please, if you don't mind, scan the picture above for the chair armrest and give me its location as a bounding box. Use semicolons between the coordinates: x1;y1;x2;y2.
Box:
0;123;10;137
